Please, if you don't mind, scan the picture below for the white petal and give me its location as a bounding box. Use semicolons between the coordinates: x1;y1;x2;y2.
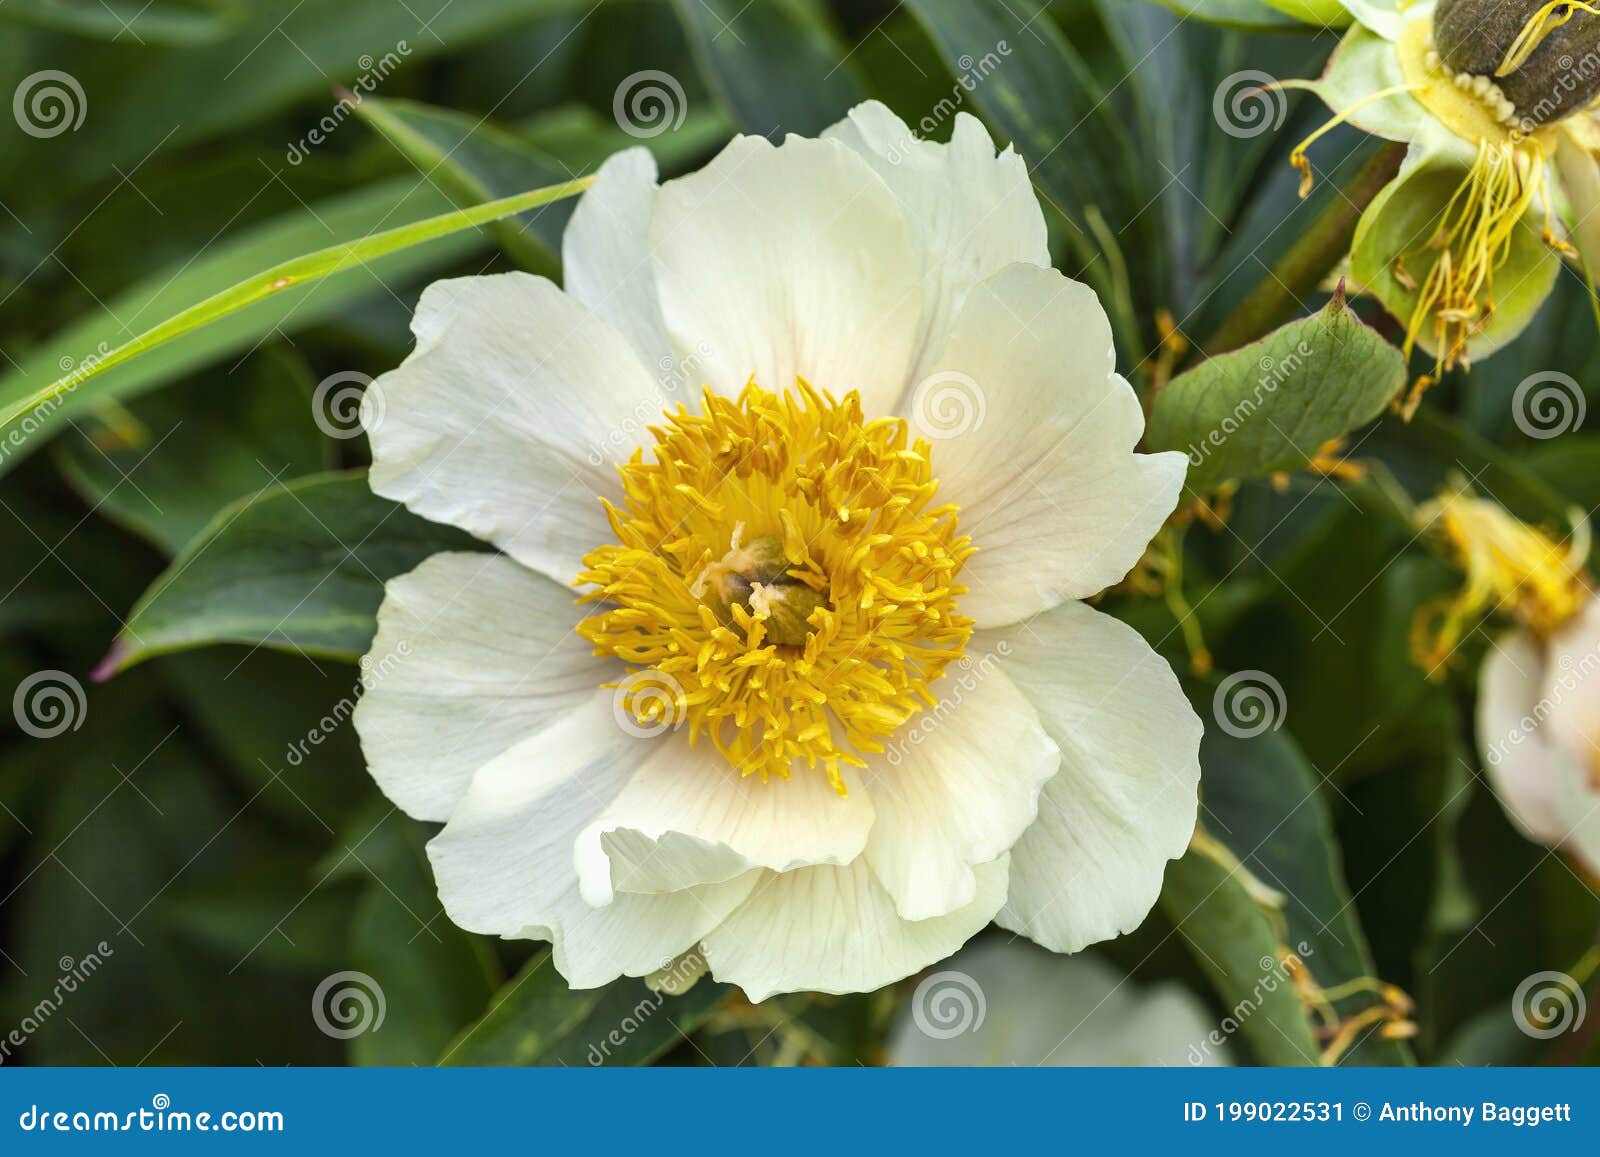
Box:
1476;629;1566;844
823;101;1049;387
427;695;757;988
702;855;1008;1002
354;552;613;822
1552;753;1600;880
574;750;875;903
561;148;674;375
861;666;1058;920
648;133;922;416
980;599;1202;954
367;272;665;585
1534;602;1600;874
917;263;1186;628
886;939;1230;1067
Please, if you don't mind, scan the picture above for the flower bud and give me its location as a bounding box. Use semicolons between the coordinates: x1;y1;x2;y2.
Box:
1434;0;1600;127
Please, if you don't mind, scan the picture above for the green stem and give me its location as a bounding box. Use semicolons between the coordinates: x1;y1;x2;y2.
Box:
1205;143;1406;356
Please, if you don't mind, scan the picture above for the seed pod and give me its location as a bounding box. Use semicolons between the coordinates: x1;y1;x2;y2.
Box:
1435;0;1600;127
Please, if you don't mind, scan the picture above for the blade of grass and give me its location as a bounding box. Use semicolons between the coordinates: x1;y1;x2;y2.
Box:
0;175;592;432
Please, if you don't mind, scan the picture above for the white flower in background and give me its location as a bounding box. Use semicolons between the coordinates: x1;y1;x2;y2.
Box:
888;938;1231;1067
1289;0;1600;384
353;100;1201;1000
1479;596;1600;879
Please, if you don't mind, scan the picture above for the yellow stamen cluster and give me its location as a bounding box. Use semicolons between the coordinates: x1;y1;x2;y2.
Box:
1395;136;1549;376
576;381;974;792
1411;486;1591;675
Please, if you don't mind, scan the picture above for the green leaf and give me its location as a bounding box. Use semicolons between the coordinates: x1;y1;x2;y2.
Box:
441;955;731;1066
104;470;484;675
54;345;330;554
0;0;242;42
1159;845;1325;1065
1190;683;1416;1065
0;173;590;465
43;0;594;190
670;0;864;138
158;647;374;829
901;0;1164;346
353;97;574;275
344;807;499;1066
1147;291;1406;493
1149;0;1314;29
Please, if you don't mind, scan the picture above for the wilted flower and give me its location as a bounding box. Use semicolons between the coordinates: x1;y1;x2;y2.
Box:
1289;1;1600;387
352;101;1202;1000
1409;486;1599;873
887;938;1231;1067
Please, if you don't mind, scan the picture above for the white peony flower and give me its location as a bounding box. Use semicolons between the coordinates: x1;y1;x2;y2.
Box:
352;100;1202;1001
888;938;1231;1067
1478;595;1600;879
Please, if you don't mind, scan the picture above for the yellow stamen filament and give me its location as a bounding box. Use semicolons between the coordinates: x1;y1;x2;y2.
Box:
1399;138;1550;380
1411;486;1591;675
576;382;973;792
1288;83;1424;198
1498;2;1600;77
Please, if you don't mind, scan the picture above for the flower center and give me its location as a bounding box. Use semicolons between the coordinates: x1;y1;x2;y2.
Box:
576;382;973;792
1377;18;1570;378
